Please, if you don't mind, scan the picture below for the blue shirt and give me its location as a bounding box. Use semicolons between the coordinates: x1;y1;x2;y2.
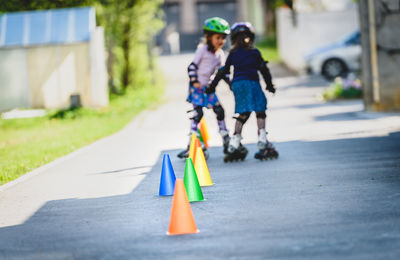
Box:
225;48;264;83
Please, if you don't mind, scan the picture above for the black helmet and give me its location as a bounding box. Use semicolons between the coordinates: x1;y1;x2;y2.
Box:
230;22;255;42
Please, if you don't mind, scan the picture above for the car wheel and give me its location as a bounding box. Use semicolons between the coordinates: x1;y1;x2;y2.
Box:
321;58;348;80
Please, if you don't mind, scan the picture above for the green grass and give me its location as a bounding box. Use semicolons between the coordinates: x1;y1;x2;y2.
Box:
256;37;280;63
0;83;164;185
322;77;363;101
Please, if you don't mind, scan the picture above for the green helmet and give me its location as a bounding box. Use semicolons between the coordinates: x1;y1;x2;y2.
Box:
203;17;230;35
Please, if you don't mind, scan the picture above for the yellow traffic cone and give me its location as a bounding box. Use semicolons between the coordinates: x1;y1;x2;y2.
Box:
188;133;197;162
194;146;213;186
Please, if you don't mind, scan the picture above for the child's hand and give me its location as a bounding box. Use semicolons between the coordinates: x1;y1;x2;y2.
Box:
193;82;201;89
205;85;216;94
266;84;276;94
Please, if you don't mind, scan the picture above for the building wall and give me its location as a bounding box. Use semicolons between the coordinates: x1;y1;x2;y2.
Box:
277;7;359;71
89;27;108;108
158;0;265;54
27;44;90;109
0;38;108;111
359;0;400;111
0;49;30;111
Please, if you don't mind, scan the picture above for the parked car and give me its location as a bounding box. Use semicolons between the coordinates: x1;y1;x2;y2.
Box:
305;31;361;80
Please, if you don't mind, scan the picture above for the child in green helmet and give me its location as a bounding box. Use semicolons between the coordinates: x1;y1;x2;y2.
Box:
177;17;231;159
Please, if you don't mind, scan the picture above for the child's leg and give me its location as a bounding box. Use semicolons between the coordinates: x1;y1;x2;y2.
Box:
178;105;203;159
254;111;278;159
230;112;251;150
212;104;230;153
233;112;250;135
191;105;204;132
212;104;228;132
256;111;267;145
224;112;250;162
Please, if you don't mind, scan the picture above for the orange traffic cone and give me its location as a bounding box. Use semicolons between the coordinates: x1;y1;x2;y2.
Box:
167;179;199;235
198;128;209;148
194;146;213;186
198;119;209;148
199;118;210;142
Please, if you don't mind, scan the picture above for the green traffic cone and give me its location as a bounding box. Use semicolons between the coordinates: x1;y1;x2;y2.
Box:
183;158;204;202
197;129;204;143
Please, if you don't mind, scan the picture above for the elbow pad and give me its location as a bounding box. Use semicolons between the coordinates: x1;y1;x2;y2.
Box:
188;62;199;84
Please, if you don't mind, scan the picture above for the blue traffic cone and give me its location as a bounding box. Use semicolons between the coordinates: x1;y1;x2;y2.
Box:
159;154;176;196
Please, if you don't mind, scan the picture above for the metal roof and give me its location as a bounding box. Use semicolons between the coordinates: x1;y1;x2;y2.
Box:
0;6;96;47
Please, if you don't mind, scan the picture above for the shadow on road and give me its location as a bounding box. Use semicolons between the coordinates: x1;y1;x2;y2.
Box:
1;132;400;259
90;165;153;175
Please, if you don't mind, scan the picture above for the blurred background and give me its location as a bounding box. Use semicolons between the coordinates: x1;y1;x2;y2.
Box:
1;0;399;112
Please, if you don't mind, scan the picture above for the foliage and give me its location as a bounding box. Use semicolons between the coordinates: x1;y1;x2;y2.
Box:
256;37;280;63
264;0;287;9
323;75;363;100
0;0;93;11
95;0;164;92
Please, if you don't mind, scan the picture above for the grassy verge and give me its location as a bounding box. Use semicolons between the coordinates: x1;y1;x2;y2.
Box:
256;37;280;63
0;83;164;185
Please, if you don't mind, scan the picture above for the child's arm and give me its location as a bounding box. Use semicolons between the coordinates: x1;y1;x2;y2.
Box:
206;65;230;93
256;49;276;93
259;60;276;93
221;67;232;89
187;46;204;86
206;54;232;94
188;62;199;85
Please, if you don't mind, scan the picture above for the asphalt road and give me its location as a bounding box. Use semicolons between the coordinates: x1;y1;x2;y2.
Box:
0;54;400;260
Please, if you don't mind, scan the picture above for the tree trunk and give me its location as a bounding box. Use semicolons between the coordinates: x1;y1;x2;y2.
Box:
106;38;119;94
264;0;277;38
122;22;131;90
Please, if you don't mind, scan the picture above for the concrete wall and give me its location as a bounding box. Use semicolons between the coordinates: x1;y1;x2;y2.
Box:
89;27;108;108
277;7;359;71
27;44;89;109
0;31;108;112
359;0;400;111
0;49;31;111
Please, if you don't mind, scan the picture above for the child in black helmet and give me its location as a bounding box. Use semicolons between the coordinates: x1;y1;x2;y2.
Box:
207;22;278;162
177;17;232;159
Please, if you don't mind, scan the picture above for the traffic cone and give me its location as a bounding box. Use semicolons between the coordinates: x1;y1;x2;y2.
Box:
197;129;209;148
159;154;176;196
183;158;204;202
189;135;202;165
194;146;213;186
188;133;197;163
167;179;199;235
199;118;210;142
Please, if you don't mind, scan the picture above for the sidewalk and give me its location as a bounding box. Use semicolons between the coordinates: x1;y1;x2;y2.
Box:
0;54;399;259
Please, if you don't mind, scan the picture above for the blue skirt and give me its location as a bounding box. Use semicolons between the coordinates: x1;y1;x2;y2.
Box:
232;80;267;114
186;84;220;108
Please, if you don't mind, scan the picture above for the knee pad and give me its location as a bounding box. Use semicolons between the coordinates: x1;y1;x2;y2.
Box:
192;106;203;123
236;112;251;124
213;105;225;121
256;111;266;119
